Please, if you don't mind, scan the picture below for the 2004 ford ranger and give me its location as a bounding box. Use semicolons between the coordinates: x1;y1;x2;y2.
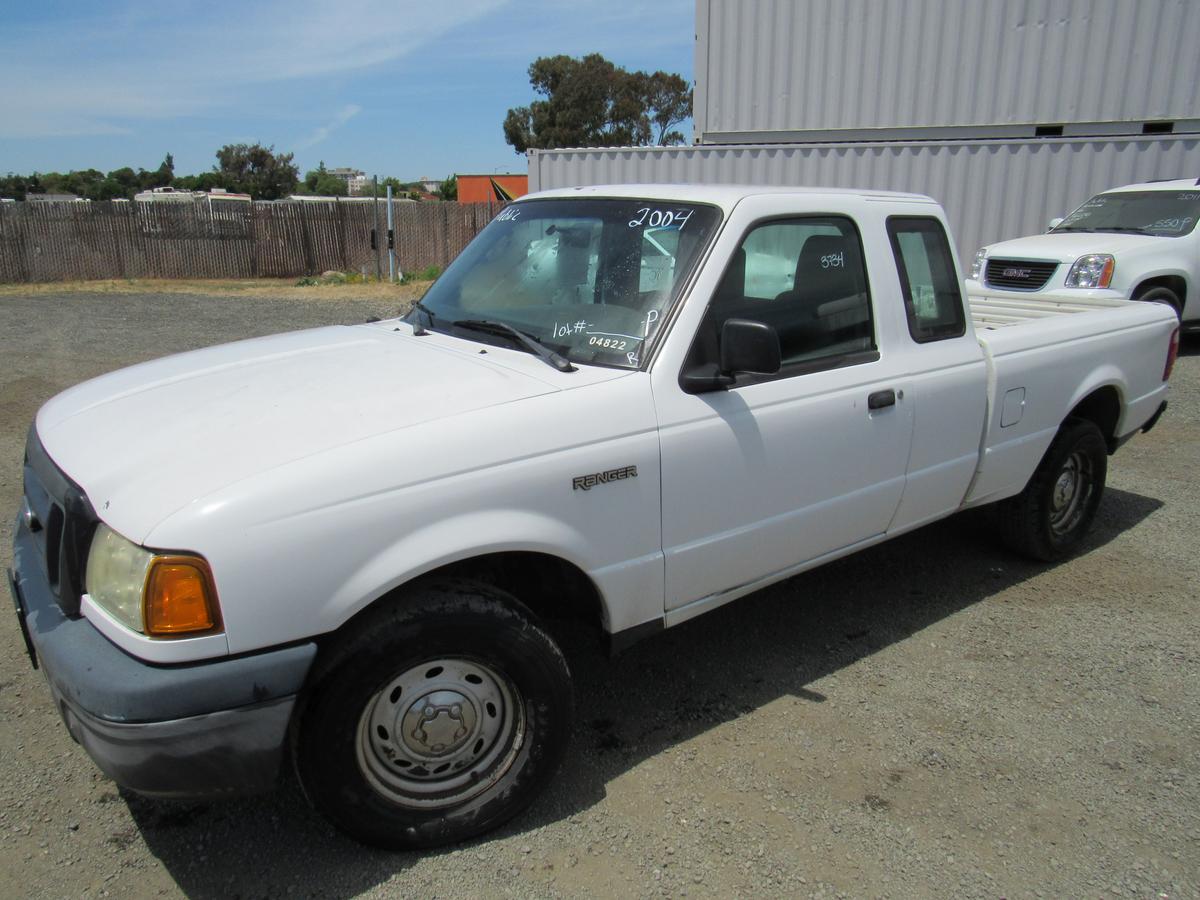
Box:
9;185;1180;848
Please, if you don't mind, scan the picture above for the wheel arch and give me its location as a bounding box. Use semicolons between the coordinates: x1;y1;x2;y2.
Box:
324;541;613;654
1132;273;1188;311
1067;383;1123;453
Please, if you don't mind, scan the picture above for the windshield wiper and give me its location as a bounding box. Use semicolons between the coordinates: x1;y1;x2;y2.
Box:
451;319;577;372
1090;226;1152;234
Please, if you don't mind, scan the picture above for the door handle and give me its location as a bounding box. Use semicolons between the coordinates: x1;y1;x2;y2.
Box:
868;389;896;410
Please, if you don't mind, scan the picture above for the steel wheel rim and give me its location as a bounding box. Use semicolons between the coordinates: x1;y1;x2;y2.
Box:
355;657;525;809
1049;449;1093;536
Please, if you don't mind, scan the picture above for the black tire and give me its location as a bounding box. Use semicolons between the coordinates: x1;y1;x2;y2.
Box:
994;417;1108;562
1133;284;1183;320
293;580;573;849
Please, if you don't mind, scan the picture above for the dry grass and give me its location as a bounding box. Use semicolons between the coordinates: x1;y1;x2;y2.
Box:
0;277;431;303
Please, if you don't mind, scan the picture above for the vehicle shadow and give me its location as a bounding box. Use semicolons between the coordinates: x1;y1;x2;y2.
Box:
1179;332;1200;357
127;487;1163;898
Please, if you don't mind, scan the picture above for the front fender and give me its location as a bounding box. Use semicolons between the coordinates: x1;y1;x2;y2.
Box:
328;509;601;626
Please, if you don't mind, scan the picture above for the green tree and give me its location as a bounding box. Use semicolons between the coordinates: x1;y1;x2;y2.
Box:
503;54;691;153
214;143;298;199
301;162;349;196
356;176;408;198
437;174;457;201
0;173;41;200
139;153;175;191
60;169;105;198
641;71;692;144
172;171;226;193
0;155;172;201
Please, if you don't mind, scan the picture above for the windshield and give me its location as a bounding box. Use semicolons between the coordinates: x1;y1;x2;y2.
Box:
1053;189;1200;236
409;198;721;368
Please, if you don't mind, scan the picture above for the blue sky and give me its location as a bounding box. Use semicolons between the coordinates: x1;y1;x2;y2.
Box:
1;0;695;180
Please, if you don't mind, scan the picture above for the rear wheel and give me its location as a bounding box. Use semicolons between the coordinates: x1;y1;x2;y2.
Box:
1133;284;1182;320
994;417;1108;561
294;581;573;849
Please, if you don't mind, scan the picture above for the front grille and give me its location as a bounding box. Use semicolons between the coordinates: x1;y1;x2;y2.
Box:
21;426;97;617
984;258;1059;291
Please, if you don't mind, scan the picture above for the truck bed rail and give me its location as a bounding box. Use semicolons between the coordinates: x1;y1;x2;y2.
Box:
968;292;1129;330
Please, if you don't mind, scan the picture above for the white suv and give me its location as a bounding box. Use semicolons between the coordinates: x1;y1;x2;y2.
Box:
966;178;1200;329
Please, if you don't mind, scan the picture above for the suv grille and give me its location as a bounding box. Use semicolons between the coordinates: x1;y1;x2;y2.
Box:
21;426;97;617
984;258;1059;291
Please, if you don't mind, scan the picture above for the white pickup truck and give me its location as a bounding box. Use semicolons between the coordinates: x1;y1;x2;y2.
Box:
9;185;1179;849
966;178;1200;329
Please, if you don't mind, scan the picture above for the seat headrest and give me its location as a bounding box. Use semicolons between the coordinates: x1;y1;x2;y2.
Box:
795;235;852;283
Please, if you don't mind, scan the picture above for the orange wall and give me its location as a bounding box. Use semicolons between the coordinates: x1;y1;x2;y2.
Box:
457;174;529;204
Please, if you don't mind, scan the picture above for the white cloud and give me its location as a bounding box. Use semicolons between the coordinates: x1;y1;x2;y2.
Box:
0;0;508;139
296;104;363;150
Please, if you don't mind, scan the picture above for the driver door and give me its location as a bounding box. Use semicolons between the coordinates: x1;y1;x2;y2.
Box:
654;214;915;613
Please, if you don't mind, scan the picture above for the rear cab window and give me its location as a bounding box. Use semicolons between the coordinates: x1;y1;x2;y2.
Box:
887;217;966;343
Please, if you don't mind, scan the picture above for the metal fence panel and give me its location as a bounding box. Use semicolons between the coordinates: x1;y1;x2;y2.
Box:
528;135;1200;265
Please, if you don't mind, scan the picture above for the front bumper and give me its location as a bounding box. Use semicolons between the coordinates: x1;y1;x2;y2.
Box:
10;516;317;799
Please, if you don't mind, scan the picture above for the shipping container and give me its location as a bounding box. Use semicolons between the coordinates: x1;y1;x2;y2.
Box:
527;135;1200;265
695;0;1200;144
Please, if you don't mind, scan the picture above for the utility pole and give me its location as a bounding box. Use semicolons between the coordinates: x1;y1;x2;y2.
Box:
385;183;396;283
371;175;382;282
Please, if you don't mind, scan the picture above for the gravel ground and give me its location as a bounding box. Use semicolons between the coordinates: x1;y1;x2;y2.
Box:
1;289;1197;899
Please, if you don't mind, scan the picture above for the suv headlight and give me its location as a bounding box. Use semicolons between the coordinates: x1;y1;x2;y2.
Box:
970;248;987;281
1064;254;1115;289
86;524;222;636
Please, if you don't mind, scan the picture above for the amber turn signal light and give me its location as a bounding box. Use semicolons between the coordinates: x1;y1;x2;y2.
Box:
1097;256;1115;288
143;556;222;636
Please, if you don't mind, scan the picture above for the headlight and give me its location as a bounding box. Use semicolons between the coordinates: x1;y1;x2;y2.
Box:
970;248;988;281
86;524;152;631
86;524;222;637
1064;254;1115;289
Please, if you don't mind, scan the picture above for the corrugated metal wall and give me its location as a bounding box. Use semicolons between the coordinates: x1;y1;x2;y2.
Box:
527;136;1200;264
695;0;1200;142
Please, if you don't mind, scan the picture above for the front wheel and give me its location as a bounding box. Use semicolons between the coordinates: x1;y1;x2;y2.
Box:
294;581;573;849
994;417;1108;561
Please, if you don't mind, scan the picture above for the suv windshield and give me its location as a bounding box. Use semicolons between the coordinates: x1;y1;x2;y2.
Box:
1053;189;1200;236
408;198;721;368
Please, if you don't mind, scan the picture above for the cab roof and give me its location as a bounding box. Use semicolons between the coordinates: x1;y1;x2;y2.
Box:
1106;178;1200;193
524;182;936;213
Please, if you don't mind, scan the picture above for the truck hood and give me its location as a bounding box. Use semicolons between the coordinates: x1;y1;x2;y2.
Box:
984;231;1166;264
35;324;579;543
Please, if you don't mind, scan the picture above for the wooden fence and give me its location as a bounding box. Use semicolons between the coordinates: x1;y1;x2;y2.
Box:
0;199;502;283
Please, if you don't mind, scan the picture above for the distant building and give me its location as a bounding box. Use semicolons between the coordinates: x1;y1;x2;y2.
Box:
328;168;368;195
419;176;443;194
456;174;528;204
28;193;82;202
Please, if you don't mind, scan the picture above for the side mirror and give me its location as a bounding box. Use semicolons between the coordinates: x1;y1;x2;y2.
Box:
680;318;782;394
1047;217;1064;231
721;318;781;376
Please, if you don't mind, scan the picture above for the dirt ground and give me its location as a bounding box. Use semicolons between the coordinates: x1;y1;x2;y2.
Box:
0;277;429;302
1;285;1197;899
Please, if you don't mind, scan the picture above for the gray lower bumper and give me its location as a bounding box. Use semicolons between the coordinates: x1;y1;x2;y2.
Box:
52;684;297;799
10;517;317;799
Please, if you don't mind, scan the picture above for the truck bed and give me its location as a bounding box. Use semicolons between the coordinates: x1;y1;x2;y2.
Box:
968;291;1130;330
963;291;1174;508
